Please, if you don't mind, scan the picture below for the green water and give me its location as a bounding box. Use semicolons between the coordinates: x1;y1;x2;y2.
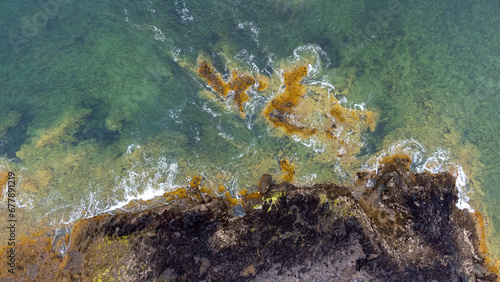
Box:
1;0;499;259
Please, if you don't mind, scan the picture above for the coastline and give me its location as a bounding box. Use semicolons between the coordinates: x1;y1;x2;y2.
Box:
1;156;497;281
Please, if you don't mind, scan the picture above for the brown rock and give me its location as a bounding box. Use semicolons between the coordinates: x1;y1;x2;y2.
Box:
258;174;272;194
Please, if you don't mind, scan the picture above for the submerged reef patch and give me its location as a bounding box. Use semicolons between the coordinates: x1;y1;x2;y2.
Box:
197;60;257;118
263;65;316;137
262;64;378;164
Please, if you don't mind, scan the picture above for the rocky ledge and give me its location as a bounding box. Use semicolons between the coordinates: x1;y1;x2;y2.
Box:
1;156;498;281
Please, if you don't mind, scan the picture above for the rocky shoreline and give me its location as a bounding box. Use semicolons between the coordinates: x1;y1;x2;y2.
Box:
1;156;498;281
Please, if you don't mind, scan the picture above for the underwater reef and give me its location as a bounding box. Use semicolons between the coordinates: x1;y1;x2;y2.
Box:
0;156;497;281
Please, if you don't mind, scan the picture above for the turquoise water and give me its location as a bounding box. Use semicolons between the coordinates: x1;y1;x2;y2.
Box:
1;0;499;259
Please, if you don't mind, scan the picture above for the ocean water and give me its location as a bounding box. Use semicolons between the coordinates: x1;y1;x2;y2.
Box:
1;0;499;259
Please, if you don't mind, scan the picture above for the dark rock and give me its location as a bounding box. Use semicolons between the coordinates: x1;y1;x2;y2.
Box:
1;157;497;281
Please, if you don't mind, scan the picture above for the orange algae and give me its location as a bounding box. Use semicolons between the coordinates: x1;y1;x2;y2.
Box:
328;98;376;134
330;103;347;123
224;191;239;206
0;171;8;190
218;185;226;193
264;65;377;147
263;65;316;137
228;70;255;118
190;176;202;188
198;61;257;117
269;66;308;112
242;191;262;201
280;159;295;182
163;187;189;202
198;60;230;97
474;211;500;275
0;229;61;279
200;186;212;195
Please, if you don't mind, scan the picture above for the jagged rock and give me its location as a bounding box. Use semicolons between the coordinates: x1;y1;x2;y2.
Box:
0;157;497;281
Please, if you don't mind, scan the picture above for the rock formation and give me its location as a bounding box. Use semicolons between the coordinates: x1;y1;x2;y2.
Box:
0;156;497;281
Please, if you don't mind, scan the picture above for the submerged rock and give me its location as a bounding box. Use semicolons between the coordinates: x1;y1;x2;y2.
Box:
1;156;497;281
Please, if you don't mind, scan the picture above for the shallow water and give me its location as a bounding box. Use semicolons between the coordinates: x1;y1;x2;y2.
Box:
1;0;499;258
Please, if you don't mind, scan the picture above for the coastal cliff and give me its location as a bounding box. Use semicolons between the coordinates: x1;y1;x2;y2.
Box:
1;156;497;281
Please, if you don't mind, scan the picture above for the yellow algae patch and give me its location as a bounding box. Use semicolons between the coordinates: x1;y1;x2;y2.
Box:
200;186;212;195
227;70;255;118
190;176;202;188
163;188;189;202
224;191;239;206
262;64;378;164
330;103;348;123
0;171;10;199
263;65;316;137
269;65;308;112
0;171;8;189
197;60;257;118
474;211;500;276
366;111;377;132
280;159;295;182
242;191;262;201
26;169;53;192
218;185;226;193
328;97;377;133
198;60;230;97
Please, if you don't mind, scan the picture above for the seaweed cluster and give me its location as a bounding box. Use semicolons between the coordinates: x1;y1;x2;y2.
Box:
198;61;265;118
263;66;316;136
261;65;378;162
279;159;295;182
197;59;378;166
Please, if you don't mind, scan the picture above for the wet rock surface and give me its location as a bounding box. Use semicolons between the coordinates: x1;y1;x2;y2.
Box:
1;156;497;281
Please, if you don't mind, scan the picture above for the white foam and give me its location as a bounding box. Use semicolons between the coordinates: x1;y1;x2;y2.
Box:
168;108;183;124
216;122;235;141
291;44;331;77
106;157;179;212
61;188;107;224
124;8;130;22
202;102;221;117
0;162;35;211
295;173;317;186
291;135;326;153
147;25;166;41
171;47;181;62
174;0;193;23
234;49;260;73
308;80;336;92
237;21;260;44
